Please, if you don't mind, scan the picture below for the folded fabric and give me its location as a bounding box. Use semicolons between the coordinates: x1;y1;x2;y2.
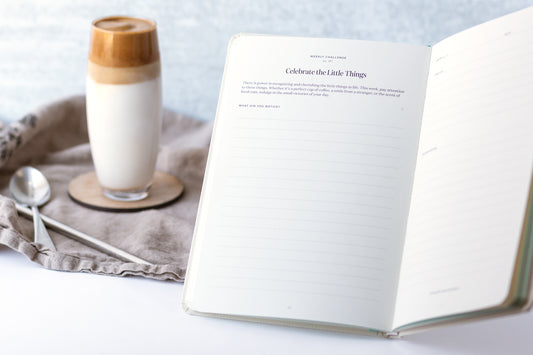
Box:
0;96;213;281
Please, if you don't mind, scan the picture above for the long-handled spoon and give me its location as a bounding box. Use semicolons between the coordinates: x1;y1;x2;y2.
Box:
13;203;153;265
9;166;153;265
9;166;57;251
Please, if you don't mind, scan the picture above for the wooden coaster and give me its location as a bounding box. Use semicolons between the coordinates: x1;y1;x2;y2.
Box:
68;171;184;212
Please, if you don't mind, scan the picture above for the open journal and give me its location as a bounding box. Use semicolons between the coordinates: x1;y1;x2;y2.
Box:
182;6;533;337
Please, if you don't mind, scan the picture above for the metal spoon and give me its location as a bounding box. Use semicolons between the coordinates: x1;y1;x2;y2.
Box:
9;166;57;251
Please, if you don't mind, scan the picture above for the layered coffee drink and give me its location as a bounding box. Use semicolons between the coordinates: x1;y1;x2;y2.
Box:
87;16;162;201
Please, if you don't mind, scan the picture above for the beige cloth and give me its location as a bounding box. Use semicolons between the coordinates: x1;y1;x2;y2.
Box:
0;96;213;281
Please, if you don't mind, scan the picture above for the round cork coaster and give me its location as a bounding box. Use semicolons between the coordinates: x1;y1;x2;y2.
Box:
68;171;184;212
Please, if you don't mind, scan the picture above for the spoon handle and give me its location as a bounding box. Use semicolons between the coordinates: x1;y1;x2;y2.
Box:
31;206;57;251
17;203;153;265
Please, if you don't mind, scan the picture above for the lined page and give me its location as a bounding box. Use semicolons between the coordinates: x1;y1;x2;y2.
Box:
184;35;431;331
394;7;533;329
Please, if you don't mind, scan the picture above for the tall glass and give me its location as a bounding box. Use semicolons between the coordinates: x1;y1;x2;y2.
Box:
86;16;162;201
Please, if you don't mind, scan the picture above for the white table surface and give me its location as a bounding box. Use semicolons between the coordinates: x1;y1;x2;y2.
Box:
1;244;533;355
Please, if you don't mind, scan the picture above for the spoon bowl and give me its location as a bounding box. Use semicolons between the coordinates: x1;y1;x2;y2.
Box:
10;166;56;251
10;167;51;206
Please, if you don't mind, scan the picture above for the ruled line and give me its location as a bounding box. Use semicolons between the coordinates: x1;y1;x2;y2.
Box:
218;214;392;230
214;224;388;241
223;184;394;199
227;175;396;190
216;234;387;250
221;194;393;210
213;253;387;272
229;145;401;159
229;164;397;180
229;155;399;170
237;116;405;130
221;204;392;220
234;125;403;139
231;136;401;150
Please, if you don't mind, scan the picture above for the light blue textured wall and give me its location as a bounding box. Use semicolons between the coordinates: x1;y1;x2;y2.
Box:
0;0;531;122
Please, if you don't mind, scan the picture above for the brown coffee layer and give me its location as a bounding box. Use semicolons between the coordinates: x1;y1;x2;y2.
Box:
89;16;159;68
88;60;161;84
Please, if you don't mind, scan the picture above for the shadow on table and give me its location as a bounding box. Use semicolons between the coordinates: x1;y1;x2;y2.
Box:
406;311;533;354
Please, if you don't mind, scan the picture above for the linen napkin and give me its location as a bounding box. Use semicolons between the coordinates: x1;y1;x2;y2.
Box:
0;95;213;281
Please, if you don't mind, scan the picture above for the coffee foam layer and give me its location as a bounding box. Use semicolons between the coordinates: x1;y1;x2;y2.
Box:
88;60;160;84
89;16;159;68
95;17;154;32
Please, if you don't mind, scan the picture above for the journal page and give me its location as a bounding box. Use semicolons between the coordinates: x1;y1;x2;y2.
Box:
394;7;533;329
184;34;430;331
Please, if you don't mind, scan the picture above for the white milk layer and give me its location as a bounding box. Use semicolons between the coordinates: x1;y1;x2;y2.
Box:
86;76;162;190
